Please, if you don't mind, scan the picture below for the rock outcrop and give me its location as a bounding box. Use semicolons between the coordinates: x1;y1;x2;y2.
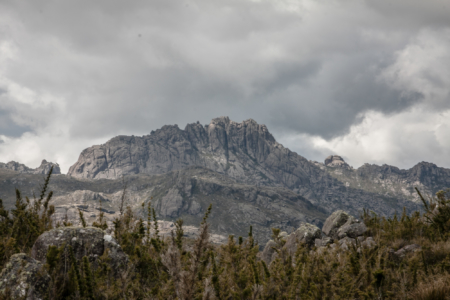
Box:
337;222;367;239
261;240;278;264
389;244;421;262
0;253;50;300
0;159;61;175
31;227;128;276
324;155;350;168
322;210;353;240
261;210;375;264
284;223;322;255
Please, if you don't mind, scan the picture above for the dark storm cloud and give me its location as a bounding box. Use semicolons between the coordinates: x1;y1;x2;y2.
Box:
0;0;449;171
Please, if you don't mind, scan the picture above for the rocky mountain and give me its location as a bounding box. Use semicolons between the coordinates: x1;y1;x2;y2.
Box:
0;159;61;175
2;117;449;245
67;117;422;217
315;156;450;204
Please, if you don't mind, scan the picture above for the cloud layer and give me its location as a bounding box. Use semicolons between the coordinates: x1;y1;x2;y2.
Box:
0;0;449;172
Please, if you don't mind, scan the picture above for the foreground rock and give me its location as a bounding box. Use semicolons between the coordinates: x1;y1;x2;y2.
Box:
337;222;367;239
389;244;421;262
31;226;128;276
322;209;367;240
322;210;353;240
261;240;278;264
0;253;50;300
285;223;322;255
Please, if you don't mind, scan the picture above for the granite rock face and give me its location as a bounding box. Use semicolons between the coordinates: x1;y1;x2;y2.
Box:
0;159;61;175
0;253;50;300
66;117;424;218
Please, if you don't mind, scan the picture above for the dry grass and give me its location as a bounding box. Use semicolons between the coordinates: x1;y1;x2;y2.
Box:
409;275;450;300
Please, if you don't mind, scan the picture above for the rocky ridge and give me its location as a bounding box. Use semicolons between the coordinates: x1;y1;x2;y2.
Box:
0;159;61;175
314;157;450;204
66;117;424;217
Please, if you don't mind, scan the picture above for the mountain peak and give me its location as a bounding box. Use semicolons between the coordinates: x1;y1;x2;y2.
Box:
324;155;349;168
0;160;61;175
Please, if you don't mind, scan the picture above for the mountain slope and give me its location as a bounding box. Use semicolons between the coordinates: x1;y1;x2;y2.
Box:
0;166;326;244
67;117;422;216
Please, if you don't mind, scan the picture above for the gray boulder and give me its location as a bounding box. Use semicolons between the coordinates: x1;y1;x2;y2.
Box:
389;244;421;261
285;223;321;255
338;237;356;251
322;210;354;240
337;222;367;239
0;253;50;300
360;237;376;249
314;237;332;248
261;240;278;264
31;227;128;276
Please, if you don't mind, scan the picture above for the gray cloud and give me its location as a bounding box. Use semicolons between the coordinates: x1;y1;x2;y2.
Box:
0;110;31;137
0;0;449;171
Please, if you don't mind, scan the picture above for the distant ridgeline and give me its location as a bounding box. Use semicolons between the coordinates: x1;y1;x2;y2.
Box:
1;117;450;244
0;159;61;175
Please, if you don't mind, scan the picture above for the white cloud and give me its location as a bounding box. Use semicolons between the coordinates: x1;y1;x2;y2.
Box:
284;106;450;169
381;28;450;109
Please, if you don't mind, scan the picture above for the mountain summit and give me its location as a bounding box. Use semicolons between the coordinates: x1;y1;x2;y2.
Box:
67;117;426;217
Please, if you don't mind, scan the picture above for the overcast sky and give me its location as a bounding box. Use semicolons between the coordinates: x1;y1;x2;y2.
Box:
0;0;449;173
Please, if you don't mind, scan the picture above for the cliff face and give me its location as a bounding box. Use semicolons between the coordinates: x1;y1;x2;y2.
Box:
67;117;284;183
67;117;428;217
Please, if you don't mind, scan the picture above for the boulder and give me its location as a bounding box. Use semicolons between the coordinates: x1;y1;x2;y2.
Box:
31;226;128;276
337;222;367;239
322;210;354;240
285;222;321;255
314;237;332;248
261;240;278;264
279;231;288;238
389;244;421;261
0;253;50;300
338;237;356;251
360;237;376;249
